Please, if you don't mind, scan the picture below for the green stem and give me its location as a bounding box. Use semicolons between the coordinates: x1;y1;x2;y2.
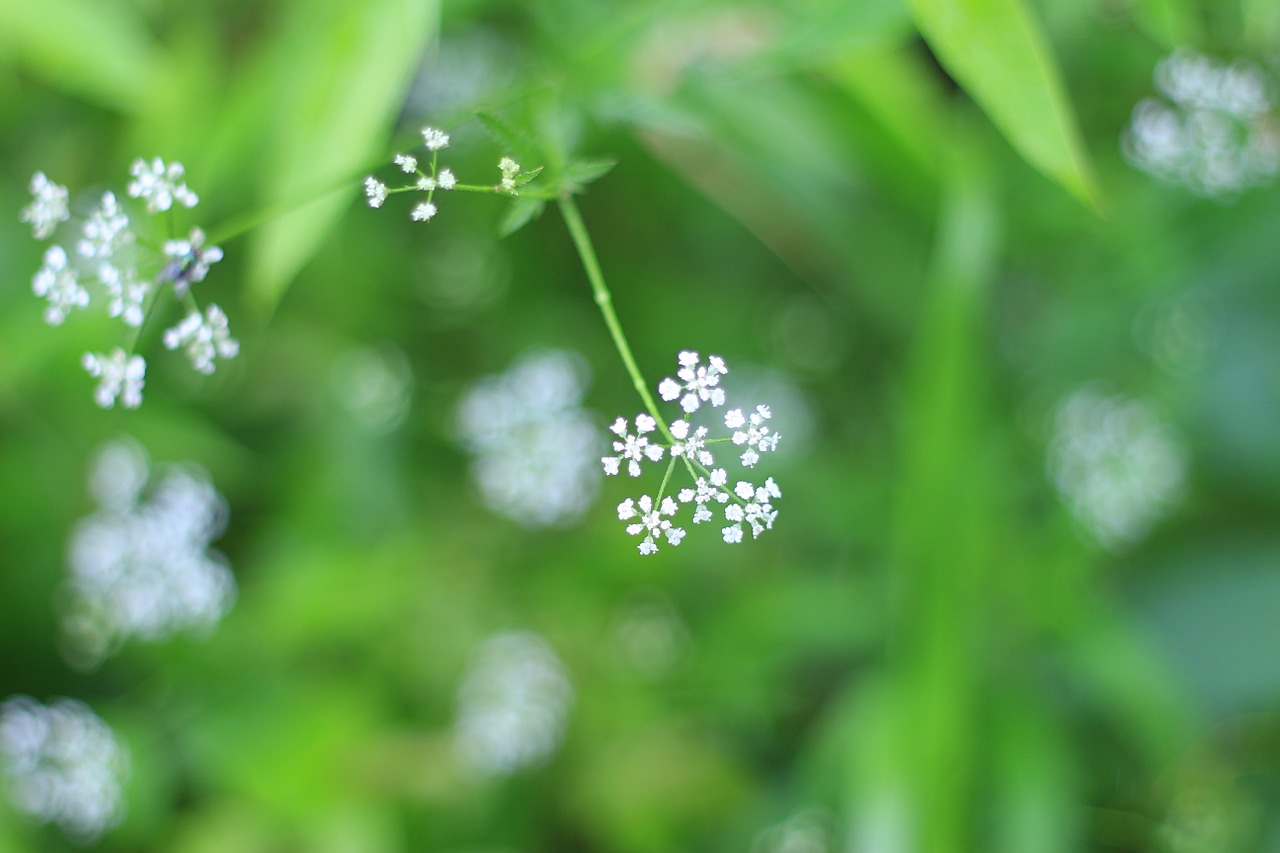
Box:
556;195;671;442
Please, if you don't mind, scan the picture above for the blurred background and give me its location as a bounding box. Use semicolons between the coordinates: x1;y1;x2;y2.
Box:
1;0;1279;850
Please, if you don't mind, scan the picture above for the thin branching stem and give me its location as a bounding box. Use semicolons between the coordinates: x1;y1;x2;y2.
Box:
556;194;673;443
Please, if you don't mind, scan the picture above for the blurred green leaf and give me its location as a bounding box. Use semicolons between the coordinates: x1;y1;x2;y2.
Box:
907;0;1100;209
885;116;1002;850
560;158;617;194
245;0;439;316
1130;0;1201;48
0;0;162;111
477;112;542;166
497;196;546;237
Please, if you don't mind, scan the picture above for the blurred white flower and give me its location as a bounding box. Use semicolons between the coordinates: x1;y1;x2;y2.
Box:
126;157;198;213
76;192;132;261
32;245;89;326
20;172;70;239
752;808;834;853
81;349;146;410
1123;48;1280;197
454;349;601;528
332;344;413;432
63;439;235;666
453;631;574;777
0;696;128;842
612;592;688;678
162;304;239;375
1048;386;1187;550
160;227;223;299
20;162;234;407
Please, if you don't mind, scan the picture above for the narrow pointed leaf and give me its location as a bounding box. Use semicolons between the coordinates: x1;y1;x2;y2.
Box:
245;0;439;316
908;0;1100;209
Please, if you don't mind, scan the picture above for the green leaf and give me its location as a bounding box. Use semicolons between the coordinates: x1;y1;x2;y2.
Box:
497;197;546;238
560;158;617;194
907;0;1100;209
514;166;544;188
476;112;542;165
244;0;439;316
0;0;161;111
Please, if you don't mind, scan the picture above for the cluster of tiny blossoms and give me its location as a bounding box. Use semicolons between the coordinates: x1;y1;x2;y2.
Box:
603;351;781;555
19;160;238;408
365;126;529;222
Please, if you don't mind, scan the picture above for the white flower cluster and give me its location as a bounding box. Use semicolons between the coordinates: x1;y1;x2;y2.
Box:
364;126;531;222
0;696;128;842
454;349;601;528
19;160;237;408
453;631;574;777
1123;48;1280;197
162;305;239;375
1048;385;1187;551
603;350;782;555
63;440;236;667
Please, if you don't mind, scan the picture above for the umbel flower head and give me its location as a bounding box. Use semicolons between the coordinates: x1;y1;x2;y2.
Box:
603;350;782;555
18;159;238;409
0;696;129;843
63;439;236;667
364;125;535;222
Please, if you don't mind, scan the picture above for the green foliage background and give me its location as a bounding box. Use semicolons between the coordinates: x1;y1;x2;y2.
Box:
2;0;1280;849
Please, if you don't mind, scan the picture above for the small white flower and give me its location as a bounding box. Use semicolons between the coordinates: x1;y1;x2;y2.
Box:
621;494;683;555
76;192;132;261
498;157;520;191
601;414;664;477
394;153;418;173
127;157;198;213
163;304;239;375
32;245;89;325
411;202;438;222
417;175;437;191
727;404;779;467
82;349;145;409
658;350;727;413
438;168;457;189
20;172;70;238
670;419;715;466
364;176;388;208
722;525;743;543
421;127;450;151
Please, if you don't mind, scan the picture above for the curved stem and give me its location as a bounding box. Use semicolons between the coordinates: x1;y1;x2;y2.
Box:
556;195;672;442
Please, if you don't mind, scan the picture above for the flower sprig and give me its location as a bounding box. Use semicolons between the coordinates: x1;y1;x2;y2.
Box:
364;126;543;223
362;123;783;556
603;351;781;555
19;161;239;409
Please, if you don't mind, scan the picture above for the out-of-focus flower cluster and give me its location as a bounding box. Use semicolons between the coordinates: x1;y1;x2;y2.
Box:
63;439;236;668
0;696;128;842
364;126;538;222
603;350;782;555
18;161;237;409
454;349;601;528
453;631;574;777
752;808;835;853
1048;385;1187;550
1123;48;1280;197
